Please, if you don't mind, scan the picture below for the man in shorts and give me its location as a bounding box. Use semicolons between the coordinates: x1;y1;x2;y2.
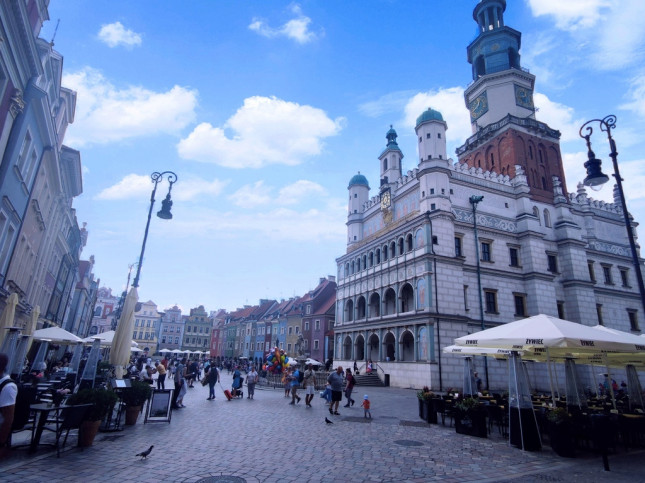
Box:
327;366;344;415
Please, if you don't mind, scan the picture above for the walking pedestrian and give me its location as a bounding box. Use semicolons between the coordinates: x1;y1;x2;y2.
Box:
361;394;372;419
155;361;166;390
303;363;315;407
289;368;301;405
172;357;186;409
206;362;219;400
344;368;356;407
327;366;344;415
246;365;258;399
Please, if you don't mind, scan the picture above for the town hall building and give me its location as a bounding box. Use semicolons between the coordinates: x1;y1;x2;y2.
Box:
334;0;643;390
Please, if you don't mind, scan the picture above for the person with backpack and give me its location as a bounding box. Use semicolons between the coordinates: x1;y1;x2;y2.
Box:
0;353;17;458
344;368;356;408
206;362;219;400
289;367;301;405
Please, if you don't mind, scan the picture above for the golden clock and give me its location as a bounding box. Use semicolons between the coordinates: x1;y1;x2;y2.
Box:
381;190;391;210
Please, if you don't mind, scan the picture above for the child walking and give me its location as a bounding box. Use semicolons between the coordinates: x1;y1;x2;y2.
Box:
361;394;371;419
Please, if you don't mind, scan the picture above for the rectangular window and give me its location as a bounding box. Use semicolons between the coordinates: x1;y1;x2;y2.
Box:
588;261;596;283
175;337;179;344
596;304;604;325
315;320;320;330
265;342;270;351
162;336;166;343
514;294;527;317
187;326;191;333
304;321;309;331
484;290;497;313
602;265;613;285
288;327;293;335
132;331;137;339
547;254;558;273
314;340;319;350
295;326;300;334
620;268;630;287
509;247;519;267
454;237;462;257
138;331;143;339
628;310;639;331
557;301;565;320
280;327;285;334
481;242;491;262
463;285;469;311
287;343;292;352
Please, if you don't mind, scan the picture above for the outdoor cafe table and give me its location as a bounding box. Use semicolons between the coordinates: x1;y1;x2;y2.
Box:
29;402;64;453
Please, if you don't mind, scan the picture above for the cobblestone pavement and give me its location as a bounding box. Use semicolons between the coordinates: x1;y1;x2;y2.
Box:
2;372;644;482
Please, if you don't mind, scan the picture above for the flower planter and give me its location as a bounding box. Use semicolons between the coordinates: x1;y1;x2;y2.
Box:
125;405;142;425
548;421;575;457
425;399;438;424
78;420;101;447
455;409;487;438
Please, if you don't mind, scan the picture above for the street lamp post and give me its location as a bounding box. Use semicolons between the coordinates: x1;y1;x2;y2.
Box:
579;115;645;318
469;194;489;391
132;171;178;289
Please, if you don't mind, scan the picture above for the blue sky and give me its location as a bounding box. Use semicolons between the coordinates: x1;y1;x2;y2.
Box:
40;1;645;313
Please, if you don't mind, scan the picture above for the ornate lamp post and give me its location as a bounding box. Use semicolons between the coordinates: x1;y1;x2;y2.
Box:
469;194;489;391
579;115;645;318
132;171;178;288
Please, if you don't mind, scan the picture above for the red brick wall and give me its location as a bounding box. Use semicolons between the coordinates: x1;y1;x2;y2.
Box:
457;128;567;204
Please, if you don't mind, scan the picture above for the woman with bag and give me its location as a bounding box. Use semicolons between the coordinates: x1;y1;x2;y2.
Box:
206;362;219;400
344;368;356;407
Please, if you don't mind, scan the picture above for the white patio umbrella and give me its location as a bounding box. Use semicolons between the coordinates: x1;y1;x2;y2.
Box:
454;314;645;354
305;358;324;366
0;292;19;347
170;349;182;354
32;326;83;343
110;286;138;378
159;348;170;353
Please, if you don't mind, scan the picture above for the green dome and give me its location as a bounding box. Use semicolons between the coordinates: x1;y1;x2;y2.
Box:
415;108;444;127
348;172;369;189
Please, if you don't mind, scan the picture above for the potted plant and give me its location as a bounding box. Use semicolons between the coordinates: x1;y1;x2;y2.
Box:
546;407;575;457
67;387;118;447
121;380;152;425
454;397;487;438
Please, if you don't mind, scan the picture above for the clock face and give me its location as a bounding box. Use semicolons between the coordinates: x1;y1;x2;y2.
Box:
469;92;488;122
381;190;391;210
514;85;534;109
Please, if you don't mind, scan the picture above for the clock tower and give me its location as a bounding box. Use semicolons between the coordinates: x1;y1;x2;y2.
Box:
457;0;567;204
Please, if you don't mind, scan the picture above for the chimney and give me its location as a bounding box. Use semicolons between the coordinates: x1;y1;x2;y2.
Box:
328;275;336;282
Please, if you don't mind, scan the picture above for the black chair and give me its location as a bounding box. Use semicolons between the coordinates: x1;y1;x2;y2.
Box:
8;385;38;447
54;404;92;457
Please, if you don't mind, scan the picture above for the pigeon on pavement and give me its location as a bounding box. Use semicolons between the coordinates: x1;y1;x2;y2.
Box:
325;417;333;424
136;445;154;459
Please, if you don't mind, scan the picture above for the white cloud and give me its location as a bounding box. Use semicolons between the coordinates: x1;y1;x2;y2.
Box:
249;4;321;44
358;90;418;118
621;74;645;117
533;93;583;142
527;0;645;70
97;21;142;48
402;87;472;147
171;203;347;242
277;180;325;205
96;174;227;201
62;68;198;146
177;96;344;168
229;180;327;208
229;181;272;208
527;0;611;30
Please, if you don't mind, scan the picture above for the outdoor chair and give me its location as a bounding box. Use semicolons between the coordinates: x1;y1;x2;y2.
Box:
54;403;92;457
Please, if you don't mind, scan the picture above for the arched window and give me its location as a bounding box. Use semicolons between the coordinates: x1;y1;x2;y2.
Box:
533;206;541;225
362;255;367;270
344;299;354;322
356;296;366;319
390;241;396;257
345;263;350;276
375;248;381;264
383;158;388;171
544;209;552;228
368;252;374;267
397;238;404;255
406;234;413;252
383;245;388;261
400;283;414;313
415;229;425;249
351;261;355;274
369;292;380;317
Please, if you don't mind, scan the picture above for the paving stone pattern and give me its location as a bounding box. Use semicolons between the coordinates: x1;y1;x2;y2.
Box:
2;372;645;482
